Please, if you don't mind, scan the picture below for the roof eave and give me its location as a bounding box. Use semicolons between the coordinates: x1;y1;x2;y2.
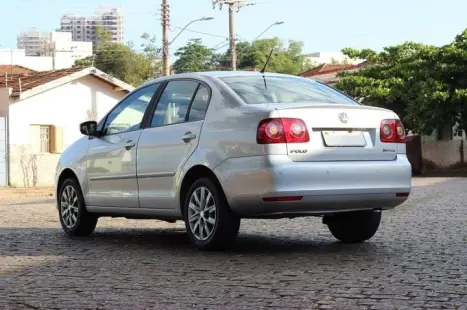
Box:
88;67;135;93
16;67;134;101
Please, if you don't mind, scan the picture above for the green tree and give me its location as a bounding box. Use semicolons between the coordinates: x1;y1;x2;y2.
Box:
95;24;112;45
73;56;93;67
234;37;307;74
172;38;214;73
170;37;307;74
73;27;161;86
335;29;467;137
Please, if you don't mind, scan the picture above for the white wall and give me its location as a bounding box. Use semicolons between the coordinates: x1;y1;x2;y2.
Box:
0;48;88;71
52;32;93;59
8;75;125;187
304;51;364;66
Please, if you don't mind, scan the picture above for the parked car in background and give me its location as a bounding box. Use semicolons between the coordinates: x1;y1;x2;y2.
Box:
55;71;412;251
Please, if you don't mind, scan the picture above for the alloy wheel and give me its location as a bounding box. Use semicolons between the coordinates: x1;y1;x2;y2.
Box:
60;185;79;229
187;186;217;241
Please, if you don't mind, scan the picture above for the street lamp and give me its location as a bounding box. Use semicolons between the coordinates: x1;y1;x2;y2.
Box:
234;21;284;69
163;16;214;76
169;17;214;46
253;21;284;42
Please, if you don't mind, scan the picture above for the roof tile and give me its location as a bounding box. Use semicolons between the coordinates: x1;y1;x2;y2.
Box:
299;62;368;78
0;65;37;75
0;66;87;98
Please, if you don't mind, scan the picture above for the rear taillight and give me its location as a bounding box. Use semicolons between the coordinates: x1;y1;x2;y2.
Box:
380;119;406;143
257;118;310;144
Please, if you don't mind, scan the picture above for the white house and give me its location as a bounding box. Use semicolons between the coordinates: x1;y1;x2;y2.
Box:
0;66;134;187
298;62;370;86
303;52;365;67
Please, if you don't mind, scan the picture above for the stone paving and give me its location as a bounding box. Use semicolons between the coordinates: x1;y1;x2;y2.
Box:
1;177;466;309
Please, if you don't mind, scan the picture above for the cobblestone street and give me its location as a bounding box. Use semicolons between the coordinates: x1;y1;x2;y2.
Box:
1;177;466;310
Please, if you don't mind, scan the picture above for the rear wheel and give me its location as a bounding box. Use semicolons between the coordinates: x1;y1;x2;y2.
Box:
183;177;240;251
58;178;98;237
325;210;381;243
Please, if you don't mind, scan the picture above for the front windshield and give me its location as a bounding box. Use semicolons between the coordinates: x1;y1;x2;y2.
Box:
219;75;358;105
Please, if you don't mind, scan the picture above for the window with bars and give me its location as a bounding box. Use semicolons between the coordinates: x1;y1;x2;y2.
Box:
39;126;50;153
29;125;63;154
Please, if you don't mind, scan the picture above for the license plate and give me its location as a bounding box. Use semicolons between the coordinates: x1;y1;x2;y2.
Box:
322;130;367;147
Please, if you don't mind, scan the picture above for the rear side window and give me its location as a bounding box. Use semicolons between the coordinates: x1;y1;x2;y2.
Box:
188;85;210;122
219;75;358;105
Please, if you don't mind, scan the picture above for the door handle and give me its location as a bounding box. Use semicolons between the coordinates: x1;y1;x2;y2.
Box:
125;140;136;150
182;132;196;143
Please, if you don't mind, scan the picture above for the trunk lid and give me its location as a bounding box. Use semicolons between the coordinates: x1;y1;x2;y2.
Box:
273;103;398;162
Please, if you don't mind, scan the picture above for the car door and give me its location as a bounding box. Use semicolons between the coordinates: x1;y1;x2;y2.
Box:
137;80;211;209
86;83;161;208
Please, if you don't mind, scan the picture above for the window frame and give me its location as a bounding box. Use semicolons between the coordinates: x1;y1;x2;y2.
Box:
186;83;211;123
29;124;53;154
145;78;213;129
97;83;162;137
39;125;50;153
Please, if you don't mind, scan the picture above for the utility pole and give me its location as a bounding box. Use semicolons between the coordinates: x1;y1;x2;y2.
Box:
228;5;236;71
212;0;254;71
161;0;170;76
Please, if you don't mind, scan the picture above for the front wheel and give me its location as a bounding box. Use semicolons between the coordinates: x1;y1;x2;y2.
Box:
58;178;98;237
183;177;240;251
325;210;381;243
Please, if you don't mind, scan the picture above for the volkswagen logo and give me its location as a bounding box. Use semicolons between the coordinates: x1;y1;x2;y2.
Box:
338;112;349;123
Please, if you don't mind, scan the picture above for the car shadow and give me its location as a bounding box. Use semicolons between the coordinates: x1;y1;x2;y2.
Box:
1;226;389;259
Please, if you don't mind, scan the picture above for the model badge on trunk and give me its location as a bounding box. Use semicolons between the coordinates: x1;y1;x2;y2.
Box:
290;149;308;154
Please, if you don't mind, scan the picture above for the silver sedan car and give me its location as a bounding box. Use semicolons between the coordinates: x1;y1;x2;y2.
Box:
55;71;412;250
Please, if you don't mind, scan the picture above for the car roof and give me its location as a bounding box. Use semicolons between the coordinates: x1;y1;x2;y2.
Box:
196;71;294;78
135;70;314;92
145;70;297;83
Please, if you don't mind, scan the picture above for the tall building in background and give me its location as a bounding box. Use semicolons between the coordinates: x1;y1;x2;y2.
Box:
16;29;92;59
60;6;124;48
17;28;52;56
11;29;93;70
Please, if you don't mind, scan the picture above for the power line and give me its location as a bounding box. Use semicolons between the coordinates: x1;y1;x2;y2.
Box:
170;26;229;39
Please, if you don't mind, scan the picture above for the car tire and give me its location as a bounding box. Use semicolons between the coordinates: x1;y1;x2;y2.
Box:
325;210;381;243
183;177;240;251
58;178;98;237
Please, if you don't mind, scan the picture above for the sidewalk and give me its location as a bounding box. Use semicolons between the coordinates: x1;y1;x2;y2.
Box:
411;176;464;187
0;187;54;200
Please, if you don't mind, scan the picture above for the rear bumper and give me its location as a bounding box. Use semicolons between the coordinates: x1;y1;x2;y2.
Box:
213;155;412;218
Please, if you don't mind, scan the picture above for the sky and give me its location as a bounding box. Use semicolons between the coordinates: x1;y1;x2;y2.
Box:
1;0;466;61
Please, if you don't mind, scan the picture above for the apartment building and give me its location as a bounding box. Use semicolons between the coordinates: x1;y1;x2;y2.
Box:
9;31;93;71
17;28;52;56
60;6;124;48
49;32;93;60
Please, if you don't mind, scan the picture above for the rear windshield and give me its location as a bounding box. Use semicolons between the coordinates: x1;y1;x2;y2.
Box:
219;75;358;105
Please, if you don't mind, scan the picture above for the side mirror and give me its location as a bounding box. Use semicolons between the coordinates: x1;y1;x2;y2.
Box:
80;121;99;136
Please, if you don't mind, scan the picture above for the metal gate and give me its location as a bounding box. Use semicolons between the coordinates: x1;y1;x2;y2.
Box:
0;117;7;186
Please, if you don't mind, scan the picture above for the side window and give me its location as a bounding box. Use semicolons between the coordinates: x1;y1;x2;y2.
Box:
188;84;210;122
151;80;199;127
103;84;160;135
